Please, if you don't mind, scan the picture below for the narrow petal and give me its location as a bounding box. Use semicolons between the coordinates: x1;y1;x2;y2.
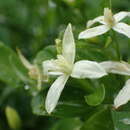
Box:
114;11;130;22
71;60;107;79
45;75;69;114
100;61;130;76
62;23;75;64
37;66;43;90
37;73;42;90
113;22;130;38
87;16;105;28
114;79;130;108
17;48;33;69
42;60;63;76
78;25;110;39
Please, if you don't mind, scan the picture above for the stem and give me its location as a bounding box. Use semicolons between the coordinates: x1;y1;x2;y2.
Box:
112;31;121;60
109;0;112;9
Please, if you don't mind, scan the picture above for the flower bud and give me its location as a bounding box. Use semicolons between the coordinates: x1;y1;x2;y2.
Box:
5;106;22;130
55;39;62;54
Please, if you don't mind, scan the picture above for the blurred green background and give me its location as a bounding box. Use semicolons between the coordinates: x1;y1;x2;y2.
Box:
0;0;130;130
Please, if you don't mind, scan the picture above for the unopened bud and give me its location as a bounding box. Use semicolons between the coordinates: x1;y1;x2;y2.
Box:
55;39;62;54
5;106;22;130
104;8;115;27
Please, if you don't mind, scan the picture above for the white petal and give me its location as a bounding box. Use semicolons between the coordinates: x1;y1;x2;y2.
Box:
114;79;130;108
114;11;130;22
48;72;63;75
100;61;130;76
113;22;130;38
71;60;107;79
87;16;105;28
79;25;110;39
45;75;69;114
37;71;42;90
17;48;33;69
62;23;75;64
42;60;63;76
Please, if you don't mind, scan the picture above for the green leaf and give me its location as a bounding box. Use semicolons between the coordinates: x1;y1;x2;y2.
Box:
34;45;57;65
76;41;108;62
76;41;118;61
112;110;130;130
85;85;105;106
100;75;124;104
51;118;83;130
81;106;114;130
31;86;96;118
0;87;15;106
0;42;28;87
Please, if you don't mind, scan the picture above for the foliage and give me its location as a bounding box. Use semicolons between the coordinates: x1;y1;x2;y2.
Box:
0;0;130;130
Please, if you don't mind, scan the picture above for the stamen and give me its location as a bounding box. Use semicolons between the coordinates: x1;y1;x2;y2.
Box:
46;55;73;75
104;8;115;27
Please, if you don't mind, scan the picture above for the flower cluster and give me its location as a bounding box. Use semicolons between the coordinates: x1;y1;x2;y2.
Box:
18;8;130;114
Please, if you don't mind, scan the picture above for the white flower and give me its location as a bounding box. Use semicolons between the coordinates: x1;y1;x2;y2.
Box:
79;8;130;39
43;24;107;114
114;79;130;109
100;61;130;108
100;61;130;76
17;49;46;90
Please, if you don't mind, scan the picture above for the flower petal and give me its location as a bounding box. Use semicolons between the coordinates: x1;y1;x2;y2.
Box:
62;23;75;64
71;60;107;79
78;25;110;39
45;75;69;114
87;16;105;28
42;60;63;76
114;79;130;108
114;11;130;22
37;71;42;90
17;48;33;69
113;22;130;38
100;61;130;76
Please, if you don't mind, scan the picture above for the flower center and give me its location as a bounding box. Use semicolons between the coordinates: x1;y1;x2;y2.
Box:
55;55;73;75
104;8;115;27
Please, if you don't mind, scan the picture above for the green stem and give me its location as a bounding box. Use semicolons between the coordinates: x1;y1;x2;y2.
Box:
112;31;121;60
109;0;112;9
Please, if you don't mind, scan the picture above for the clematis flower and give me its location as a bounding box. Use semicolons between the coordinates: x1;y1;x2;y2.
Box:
79;8;130;39
43;24;107;114
100;61;130;108
17;49;46;90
